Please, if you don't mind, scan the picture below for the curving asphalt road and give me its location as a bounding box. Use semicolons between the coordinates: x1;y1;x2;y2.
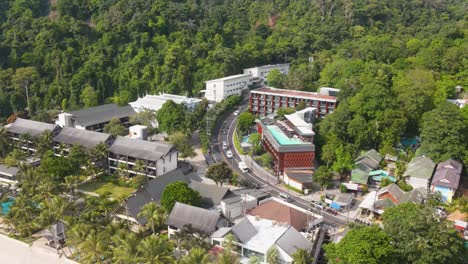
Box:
211;103;348;227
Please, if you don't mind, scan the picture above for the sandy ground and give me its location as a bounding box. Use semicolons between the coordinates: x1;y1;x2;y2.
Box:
0;234;76;264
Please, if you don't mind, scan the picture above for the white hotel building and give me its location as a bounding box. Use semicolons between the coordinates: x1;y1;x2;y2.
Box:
244;63;290;85
203;73;252;102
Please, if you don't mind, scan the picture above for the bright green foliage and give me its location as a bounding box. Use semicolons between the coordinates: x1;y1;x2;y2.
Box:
314;166;333;191
276;107;295;119
266;246;279;264
237;112;255;134
248;133;262;154
382;203;465;264
168;131;196;159
260;152;273;167
291;248;313;264
103;117;128;136
266;69;284;88
206;161;233;187
419;102;468;163
160;181;201;212
181;248;213;264
80;85;99;108
324;226;397;264
157;100;186;134
296;100;307;111
138;202;166;235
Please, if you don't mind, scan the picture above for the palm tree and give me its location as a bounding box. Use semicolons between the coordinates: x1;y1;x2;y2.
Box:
63;175;78;200
136;235;175;264
138;202;166;235
181;247;213;264
110;232;139;264
292;249;313;264
35;130;53;158
215;251;240;264
67;223;93;254
79;229;111;264
18;133;32;154
133;159;147;177
90;142;108;170
0;126;9;158
266;246;279;264
118;162;129;179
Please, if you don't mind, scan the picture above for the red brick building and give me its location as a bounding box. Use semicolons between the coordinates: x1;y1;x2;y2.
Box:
258;110;315;176
250;87;338;118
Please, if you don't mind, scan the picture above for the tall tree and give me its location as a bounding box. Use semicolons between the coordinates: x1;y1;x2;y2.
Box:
103;118;127;137
324;226;397;264
138;202;166;235
168;131;196;159
382;203;465;264
80;84;99;108
237;112;255;134
292;249;313;264
157;100;186;134
419;102;467;162
314;166;333;191
160;181;202;212
11;67;38;111
206;162;233;187
136;235;175;264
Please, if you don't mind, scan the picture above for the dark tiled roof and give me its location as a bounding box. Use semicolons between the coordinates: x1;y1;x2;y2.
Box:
54;127;111;148
189;181;231;208
231;218;258;243
108;136;173;161
431;159;463;189
69;104;135;127
275;226;312;256
124;169;192;224
166;202;220;234
285;170;313;184
7;118;59;138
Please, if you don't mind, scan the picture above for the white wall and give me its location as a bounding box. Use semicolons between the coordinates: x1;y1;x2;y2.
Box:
407;177;429;190
156;150;178;176
205;74;252;102
283;174;304;190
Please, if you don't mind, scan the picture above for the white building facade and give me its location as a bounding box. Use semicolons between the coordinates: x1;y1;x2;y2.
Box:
129;93;203;113
203;74;252;102
244;64;290;85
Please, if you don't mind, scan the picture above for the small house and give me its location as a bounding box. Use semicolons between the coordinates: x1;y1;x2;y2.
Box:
430;159;463;203
403;156;436;189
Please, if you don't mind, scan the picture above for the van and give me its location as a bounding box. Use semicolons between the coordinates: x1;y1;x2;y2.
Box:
279;192;292;202
238;162;249;173
222;141;228;149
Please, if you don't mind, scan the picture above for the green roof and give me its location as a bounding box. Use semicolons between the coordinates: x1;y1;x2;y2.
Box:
351;169;370;184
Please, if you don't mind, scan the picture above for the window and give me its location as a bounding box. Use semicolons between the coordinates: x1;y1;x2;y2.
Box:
169;153;172;162
163;167;166;173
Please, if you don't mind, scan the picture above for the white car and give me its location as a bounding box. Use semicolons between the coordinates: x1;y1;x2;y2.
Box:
234;110;240;116
226;150;233;158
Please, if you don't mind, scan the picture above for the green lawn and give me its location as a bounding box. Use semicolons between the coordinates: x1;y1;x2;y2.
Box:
79;176;136;199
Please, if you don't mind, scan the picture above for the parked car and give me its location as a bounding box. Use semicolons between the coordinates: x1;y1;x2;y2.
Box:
311;201;324;210
234;110;240;116
279;192;292;202
226;150;233;158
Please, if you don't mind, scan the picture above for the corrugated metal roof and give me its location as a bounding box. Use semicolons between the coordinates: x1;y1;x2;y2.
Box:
54;127;111;148
231;218;258;243
69;104;135;127
166;202;220;234
275;226;312;256
431;159;462;189
7;118;59;138
108;136;173;161
403;156;436;180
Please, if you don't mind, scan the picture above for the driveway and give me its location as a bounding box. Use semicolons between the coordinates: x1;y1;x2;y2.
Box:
0;234;76;264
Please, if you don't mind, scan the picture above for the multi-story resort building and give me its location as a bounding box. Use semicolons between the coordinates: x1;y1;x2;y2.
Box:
203;74;252;102
249;87;338;118
53;127;113;156
0;164;18;183
129;93;203;113
257;108;316;176
243;63;290;85
6;118;61;154
3;118;178;180
108;136;178;178
55;103;135;132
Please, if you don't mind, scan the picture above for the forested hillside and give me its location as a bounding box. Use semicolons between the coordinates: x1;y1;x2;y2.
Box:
0;1;466;133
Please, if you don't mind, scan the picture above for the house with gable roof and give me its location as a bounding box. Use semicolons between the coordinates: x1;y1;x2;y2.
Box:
430;159;463;203
210;215;313;263
403;156;436;189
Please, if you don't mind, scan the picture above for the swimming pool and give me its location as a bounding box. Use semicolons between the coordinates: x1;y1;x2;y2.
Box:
0;197;15;215
242;135;249;143
267;125;304;145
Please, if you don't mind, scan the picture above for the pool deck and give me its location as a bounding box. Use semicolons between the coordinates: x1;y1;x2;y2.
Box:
0;233;77;264
266;125;308;145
